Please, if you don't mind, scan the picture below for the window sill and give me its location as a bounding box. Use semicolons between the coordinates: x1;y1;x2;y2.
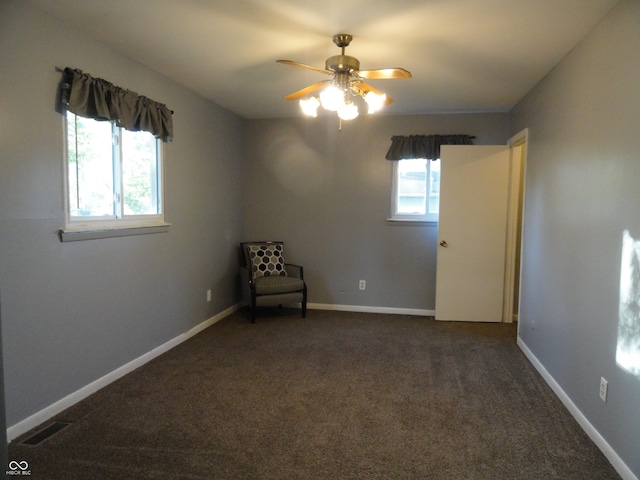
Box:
59;222;171;242
386;218;438;227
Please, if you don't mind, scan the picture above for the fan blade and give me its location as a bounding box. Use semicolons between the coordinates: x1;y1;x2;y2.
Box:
357;82;394;105
277;60;333;76
355;68;412;79
284;81;330;101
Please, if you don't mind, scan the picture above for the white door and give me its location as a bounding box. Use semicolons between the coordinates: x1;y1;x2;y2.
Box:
435;145;510;322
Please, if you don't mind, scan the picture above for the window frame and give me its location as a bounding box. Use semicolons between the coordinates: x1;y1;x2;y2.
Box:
61;113;169;240
389;158;440;224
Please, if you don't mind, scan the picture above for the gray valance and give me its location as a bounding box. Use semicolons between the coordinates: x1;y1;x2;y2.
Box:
385;135;474;160
60;68;173;142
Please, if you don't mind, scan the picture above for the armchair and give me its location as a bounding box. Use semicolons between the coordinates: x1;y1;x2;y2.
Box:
240;241;307;323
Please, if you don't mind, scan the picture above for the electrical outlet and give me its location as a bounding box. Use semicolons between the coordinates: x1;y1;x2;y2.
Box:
207;289;212;302
359;280;366;290
599;377;608;402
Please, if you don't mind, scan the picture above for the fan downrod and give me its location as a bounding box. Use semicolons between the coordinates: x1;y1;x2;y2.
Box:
328;34;358;71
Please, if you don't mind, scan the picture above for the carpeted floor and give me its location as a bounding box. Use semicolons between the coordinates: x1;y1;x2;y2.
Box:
9;309;620;479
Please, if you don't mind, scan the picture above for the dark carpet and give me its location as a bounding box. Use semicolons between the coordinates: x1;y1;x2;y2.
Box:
9;309;620;479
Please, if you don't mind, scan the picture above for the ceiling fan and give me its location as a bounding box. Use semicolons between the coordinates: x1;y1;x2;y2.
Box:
277;34;411;120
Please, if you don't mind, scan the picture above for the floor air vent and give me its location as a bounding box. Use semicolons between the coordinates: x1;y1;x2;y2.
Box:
21;421;72;446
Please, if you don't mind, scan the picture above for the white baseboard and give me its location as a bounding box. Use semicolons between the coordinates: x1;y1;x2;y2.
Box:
517;337;638;480
6;303;242;442
308;303;434;317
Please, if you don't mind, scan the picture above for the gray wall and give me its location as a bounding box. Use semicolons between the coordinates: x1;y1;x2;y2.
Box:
244;114;510;311
0;297;7;472
512;0;640;476
0;1;244;428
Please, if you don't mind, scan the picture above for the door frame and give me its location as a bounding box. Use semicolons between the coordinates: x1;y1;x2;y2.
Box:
502;128;528;323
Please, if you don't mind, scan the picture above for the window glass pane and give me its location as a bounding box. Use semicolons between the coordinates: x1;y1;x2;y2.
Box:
397;159;427;214
121;130;159;215
67;114;114;217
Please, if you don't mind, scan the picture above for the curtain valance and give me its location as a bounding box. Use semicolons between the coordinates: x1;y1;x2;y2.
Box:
385;134;474;160
60;68;173;142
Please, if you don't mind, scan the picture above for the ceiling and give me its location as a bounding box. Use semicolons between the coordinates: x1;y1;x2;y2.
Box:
29;0;619;119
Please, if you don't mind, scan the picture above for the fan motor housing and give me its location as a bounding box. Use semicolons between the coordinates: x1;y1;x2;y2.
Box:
326;55;360;73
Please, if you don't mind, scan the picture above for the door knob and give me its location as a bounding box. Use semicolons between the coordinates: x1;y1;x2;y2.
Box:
439;240;448;247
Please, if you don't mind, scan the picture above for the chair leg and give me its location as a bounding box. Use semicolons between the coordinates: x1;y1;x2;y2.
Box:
250;296;257;323
301;285;307;318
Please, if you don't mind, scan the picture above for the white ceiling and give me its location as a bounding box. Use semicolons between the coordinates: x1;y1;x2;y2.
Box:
29;0;619;119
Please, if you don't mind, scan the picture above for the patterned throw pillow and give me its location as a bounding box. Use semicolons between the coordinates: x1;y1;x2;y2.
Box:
248;244;288;278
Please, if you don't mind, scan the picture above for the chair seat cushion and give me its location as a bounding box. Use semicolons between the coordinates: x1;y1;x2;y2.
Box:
254;275;304;294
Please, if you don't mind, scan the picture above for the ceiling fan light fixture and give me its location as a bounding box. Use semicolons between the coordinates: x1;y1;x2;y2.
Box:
337;101;359;121
299;96;320;117
319;85;345;111
364;91;387;114
278;34;409;124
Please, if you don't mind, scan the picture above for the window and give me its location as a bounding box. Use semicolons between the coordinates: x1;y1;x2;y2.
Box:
65;112;164;230
390;158;440;222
